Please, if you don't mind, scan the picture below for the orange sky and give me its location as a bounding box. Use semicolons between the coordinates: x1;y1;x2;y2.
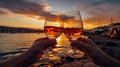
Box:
0;0;120;30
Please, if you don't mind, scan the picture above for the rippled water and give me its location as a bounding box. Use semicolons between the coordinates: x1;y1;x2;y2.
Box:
0;33;46;63
0;33;71;63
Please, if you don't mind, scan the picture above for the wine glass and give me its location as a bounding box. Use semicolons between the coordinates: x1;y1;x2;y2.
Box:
44;11;63;39
63;11;85;58
44;11;63;61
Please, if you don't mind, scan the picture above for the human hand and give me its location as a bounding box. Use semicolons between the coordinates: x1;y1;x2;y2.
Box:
28;37;57;54
70;37;100;54
0;38;57;67
71;37;120;67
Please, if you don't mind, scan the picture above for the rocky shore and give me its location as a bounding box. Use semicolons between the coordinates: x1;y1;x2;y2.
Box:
88;34;120;60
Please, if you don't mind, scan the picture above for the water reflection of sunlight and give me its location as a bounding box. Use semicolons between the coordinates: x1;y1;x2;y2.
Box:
53;33;72;57
56;33;71;47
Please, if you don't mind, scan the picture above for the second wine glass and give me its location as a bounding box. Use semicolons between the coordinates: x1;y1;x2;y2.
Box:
63;11;85;58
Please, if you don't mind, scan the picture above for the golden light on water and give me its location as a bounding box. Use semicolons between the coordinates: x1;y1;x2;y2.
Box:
55;33;72;56
56;33;70;46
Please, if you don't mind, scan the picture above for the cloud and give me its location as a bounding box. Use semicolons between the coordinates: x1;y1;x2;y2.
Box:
27;0;52;11
0;7;11;15
27;0;47;5
0;0;61;24
0;0;50;18
0;10;6;14
104;0;120;4
90;1;104;6
79;0;120;25
0;0;120;27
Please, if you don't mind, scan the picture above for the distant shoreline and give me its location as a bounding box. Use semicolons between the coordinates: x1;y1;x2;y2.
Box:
0;26;44;33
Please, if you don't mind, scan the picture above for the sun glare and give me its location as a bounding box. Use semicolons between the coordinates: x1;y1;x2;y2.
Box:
55;22;61;26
